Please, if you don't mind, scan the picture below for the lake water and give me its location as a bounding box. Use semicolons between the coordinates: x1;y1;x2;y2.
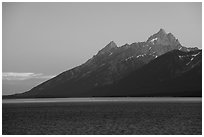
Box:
2;97;202;135
2;97;202;104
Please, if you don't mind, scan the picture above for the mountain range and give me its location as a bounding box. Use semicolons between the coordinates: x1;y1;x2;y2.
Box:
4;29;202;98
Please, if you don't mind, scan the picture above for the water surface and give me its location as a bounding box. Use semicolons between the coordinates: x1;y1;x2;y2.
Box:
3;100;201;135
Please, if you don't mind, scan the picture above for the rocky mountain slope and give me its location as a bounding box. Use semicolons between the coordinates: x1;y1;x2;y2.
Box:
5;29;201;98
86;49;202;97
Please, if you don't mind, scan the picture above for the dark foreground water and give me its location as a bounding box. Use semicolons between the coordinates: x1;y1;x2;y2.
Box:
2;98;202;135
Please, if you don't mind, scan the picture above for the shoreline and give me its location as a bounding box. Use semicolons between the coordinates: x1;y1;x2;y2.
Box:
2;97;202;104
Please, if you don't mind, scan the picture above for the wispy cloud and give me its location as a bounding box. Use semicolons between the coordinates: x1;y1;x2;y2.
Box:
2;72;56;80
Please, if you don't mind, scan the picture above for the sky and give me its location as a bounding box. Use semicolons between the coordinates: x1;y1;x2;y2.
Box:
2;2;202;95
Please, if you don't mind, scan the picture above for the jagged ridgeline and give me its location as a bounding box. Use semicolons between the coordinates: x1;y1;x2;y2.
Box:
6;29;201;98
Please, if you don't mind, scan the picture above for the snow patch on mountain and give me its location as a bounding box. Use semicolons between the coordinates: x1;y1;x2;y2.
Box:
150;37;158;43
192;52;201;57
125;56;134;61
137;54;146;58
179;55;186;59
186;57;195;66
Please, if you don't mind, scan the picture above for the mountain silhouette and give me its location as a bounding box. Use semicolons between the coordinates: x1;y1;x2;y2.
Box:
85;50;202;97
4;29;201;98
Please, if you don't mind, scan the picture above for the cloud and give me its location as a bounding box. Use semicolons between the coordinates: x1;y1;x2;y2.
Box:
2;72;56;80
